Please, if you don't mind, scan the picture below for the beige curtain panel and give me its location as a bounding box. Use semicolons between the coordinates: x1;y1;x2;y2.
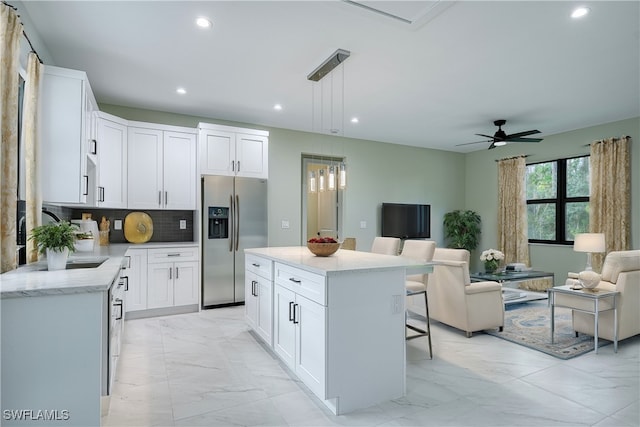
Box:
590;136;631;271
24;52;43;263
497;156;530;266
1;3;23;273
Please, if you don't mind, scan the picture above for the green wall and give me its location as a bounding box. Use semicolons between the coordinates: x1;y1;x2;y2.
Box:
464;117;640;279
100;104;466;251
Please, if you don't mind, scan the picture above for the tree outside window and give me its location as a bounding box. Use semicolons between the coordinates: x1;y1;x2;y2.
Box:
526;156;590;244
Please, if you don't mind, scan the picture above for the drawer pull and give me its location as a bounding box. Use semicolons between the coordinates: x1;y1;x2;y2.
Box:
167;253;181;257
293;303;299;324
252;263;260;267
289;277;301;284
289;301;295;321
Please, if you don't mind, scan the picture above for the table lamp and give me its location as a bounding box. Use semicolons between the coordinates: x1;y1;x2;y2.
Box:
573;233;605;271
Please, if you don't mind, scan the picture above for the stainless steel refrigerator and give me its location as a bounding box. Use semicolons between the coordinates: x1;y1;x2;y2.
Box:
202;175;267;308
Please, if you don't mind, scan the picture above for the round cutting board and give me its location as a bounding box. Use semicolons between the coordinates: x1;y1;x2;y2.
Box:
124;212;154;243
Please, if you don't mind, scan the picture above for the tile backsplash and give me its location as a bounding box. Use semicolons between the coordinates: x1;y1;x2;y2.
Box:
44;204;195;243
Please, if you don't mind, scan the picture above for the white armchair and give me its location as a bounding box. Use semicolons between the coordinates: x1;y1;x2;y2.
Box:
428;248;504;337
566;250;640;341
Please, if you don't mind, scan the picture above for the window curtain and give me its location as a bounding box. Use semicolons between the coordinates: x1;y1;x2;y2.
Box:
590;136;631;270
0;3;23;273
497;156;529;266
24;52;42;263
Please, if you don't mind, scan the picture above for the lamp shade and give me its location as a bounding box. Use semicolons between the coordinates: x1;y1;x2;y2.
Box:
573;233;605;253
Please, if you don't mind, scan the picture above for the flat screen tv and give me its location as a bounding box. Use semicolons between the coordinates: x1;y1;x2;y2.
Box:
381;203;431;239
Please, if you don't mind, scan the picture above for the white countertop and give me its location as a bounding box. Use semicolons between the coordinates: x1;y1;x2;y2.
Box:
245;246;434;276
0;242;197;298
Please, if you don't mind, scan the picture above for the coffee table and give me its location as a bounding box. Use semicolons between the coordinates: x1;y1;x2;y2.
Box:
470;270;554;305
548;285;619;354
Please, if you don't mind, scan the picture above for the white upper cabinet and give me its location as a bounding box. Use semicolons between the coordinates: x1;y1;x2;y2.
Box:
95;113;128;208
127;124;197;210
198;123;268;178
41;65;96;205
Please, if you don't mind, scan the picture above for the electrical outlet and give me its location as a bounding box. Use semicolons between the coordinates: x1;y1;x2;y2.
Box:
179;220;187;230
360;221;367;229
281;220;290;229
113;220;122;230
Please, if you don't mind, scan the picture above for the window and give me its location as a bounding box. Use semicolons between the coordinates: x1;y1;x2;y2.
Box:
526;156;590;244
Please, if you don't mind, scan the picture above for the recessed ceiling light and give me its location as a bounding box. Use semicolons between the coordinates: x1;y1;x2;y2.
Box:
571;7;590;19
176;87;187;95
273;104;282;111
350;117;359;123
196;17;212;28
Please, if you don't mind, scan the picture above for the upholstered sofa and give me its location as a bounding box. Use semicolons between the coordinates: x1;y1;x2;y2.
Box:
566;250;640;341
427;248;504;337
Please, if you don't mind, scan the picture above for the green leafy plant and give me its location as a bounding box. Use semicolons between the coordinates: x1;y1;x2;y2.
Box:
29;221;78;254
443;210;481;252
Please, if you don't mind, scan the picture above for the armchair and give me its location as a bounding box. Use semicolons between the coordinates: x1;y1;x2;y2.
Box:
428;248;504;337
565;250;640;341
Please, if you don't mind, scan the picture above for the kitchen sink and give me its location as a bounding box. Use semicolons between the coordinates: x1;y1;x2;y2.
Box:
35;257;109;271
65;257;109;269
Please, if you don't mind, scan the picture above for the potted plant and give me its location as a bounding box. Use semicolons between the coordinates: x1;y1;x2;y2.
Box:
29;221;77;270
443;210;481;252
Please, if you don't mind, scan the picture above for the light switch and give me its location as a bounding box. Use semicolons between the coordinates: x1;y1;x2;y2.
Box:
281;220;290;229
113;220;122;230
360;221;367;229
179;220;187;230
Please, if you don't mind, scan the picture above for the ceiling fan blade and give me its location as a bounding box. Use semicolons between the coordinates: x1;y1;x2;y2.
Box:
488;142;497;150
508;137;543;143
456;140;489;146
474;133;495;139
504;129;541;139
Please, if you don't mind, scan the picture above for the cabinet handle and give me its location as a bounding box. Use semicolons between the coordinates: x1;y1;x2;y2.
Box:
125;256;131;269
252;280;257;297
231;160;235;172
114;299;123;320
293;303;299;324
169;267;172;280
82;175;88;196
237;161;240;172
90;139;97;155
165;191;168;206
158;191;162;206
121;276;129;291
289;277;301;284
167;253;181;257
176;267;179;279
289;301;295;322
252;263;260;267
99;186;105;202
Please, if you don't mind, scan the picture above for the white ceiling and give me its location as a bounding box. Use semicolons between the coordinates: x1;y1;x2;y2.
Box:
20;1;640;153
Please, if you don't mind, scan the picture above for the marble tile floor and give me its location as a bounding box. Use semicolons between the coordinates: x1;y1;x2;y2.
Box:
103;306;639;427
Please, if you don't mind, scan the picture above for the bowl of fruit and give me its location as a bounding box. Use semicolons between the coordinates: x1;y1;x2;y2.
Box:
307;237;340;257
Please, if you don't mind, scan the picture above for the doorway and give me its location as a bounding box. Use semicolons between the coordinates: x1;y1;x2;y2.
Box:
301;155;344;243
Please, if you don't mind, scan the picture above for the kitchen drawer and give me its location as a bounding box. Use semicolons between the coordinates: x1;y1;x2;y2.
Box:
147;246;199;263
275;262;326;306
246;254;273;281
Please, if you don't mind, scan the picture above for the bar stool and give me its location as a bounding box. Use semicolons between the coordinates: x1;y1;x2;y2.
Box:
401;240;436;359
370;237;400;255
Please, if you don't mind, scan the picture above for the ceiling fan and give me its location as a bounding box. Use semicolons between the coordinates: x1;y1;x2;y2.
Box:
458;119;543;149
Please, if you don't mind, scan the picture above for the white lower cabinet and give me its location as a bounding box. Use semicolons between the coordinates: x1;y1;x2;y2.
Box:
124;248;147;312
245;255;274;345
274;284;326;399
125;246;199;315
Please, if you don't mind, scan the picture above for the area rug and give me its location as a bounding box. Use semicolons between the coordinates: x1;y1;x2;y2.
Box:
484;302;609;359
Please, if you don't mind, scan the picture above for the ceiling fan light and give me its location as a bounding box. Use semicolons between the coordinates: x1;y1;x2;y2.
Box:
494;141;507;147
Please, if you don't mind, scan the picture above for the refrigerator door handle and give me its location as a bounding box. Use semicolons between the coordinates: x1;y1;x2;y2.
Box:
229;194;234;252
235;194;240;251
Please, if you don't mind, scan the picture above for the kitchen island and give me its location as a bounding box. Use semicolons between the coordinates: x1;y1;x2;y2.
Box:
0;246;129;427
244;246;434;415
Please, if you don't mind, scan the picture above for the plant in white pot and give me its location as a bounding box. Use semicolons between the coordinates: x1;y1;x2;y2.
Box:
29;221;77;270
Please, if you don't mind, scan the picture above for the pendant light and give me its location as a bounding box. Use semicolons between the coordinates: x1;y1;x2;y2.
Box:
318;168;326;192
308;49;350;193
309;170;317;193
328;165;336;191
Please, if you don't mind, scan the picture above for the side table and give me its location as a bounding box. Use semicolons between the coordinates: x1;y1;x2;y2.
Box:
548;285;619;354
